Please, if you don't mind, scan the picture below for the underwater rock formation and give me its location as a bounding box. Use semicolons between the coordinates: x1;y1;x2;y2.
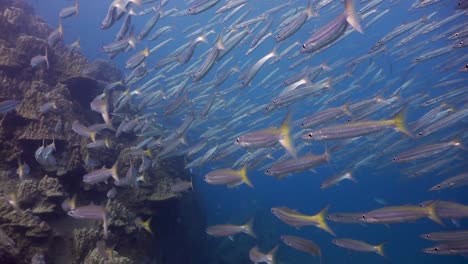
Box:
0;0;206;263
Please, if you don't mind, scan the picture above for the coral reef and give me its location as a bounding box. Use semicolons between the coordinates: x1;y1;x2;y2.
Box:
0;0;205;263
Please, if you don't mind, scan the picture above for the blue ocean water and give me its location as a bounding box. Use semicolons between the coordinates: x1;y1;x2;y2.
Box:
29;0;467;263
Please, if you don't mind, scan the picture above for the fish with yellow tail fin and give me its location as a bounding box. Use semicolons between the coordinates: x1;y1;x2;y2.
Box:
362;202;444;226
303;107;412;141
271;206;335;236
249;245;279;264
135;216;153;235
206;218;256;238
204;165;253;188
236;112;297;158
332;238;385;256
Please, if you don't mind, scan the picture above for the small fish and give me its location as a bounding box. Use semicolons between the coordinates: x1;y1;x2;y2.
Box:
362;203;443;225
303;108;411;141
106;187;117;199
59;0;79;19
90;94;112;128
30;48;49;69
281;235;322;258
429;172;468;191
0;100;18;113
125;47;150;69
82;162;119;185
271;206;335;236
61;194;76;212
48;22;63;47
68;38;81;53
301;0;363;53
192;33;224;82
327;212;366;223
422;241;468;255
135;216;153;234
170;178;193;193
320;172;357;189
275;0;314;42
67;203;108;220
249;245;278;264
5;192;20;210
72;120;97;142
421;230;468;242
265;150;329;179
16;159;30;181
206;218;255;238
203;165;253;188
392;139;463;162
187;0;220;15
39;102;57;114
236;112;296;158
96;240;114;261
332;238;385;256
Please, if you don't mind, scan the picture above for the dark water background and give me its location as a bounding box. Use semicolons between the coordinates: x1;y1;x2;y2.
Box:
28;0;467;263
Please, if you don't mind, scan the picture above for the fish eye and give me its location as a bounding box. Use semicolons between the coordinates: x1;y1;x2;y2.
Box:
265;169;269;174
302;44;306;49
433;247;439;251
203;176;207;180
418;132;423;136
236;138;240;143
392;157;396;161
362;215;366;219
308;133;312;138
455;33;459;37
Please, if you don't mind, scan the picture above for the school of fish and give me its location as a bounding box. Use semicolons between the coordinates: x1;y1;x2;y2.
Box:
6;0;467;262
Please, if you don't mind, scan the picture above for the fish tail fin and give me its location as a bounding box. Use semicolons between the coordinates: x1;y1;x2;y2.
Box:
197;30;209;44
268;245;279;264
103;214;109;239
323;145;330;162
375;242;385;257
104;137;111;149
239;165;253;188
243;218;256;238
347;172;358;183
142;217;153;234
345;0;363;33
392;107;412;137
271;45;279;58
315;205;335;236
111;161;119;182
216;33;225;51
70;194;77;210
342;98;352;116
90;131;97;142
452;137;466;150
45;47;49;69
426;201;444;226
306;0;316;17
190;176;195;192
279;112;297;159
